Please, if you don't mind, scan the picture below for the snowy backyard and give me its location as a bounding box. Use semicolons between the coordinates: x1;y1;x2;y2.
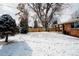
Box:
0;3;79;56
0;32;79;56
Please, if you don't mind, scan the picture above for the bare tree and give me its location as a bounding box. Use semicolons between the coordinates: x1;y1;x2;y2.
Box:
28;3;64;31
16;3;28;33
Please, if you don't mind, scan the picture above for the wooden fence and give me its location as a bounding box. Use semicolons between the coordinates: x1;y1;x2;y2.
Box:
28;21;79;37
28;27;45;32
28;25;63;32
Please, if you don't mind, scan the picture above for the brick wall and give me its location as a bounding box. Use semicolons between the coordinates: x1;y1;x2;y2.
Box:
70;28;79;37
63;23;79;37
64;23;71;34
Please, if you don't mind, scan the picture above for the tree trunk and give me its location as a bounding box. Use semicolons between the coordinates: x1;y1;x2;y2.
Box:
26;19;28;33
34;20;38;28
44;22;48;31
5;34;8;42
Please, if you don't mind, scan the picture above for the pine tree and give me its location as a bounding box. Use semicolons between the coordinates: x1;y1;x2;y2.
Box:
0;14;17;42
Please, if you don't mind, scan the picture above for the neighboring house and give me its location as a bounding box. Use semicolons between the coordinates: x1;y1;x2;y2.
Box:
61;19;79;37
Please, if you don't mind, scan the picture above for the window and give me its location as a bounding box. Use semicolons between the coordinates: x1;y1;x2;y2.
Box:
74;22;79;28
71;22;79;28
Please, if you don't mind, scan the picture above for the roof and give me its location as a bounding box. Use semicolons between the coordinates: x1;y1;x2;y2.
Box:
59;19;79;24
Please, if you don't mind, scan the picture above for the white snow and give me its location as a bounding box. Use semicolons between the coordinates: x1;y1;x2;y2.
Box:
0;32;79;56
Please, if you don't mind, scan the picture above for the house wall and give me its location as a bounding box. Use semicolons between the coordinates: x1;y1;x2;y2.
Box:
63;23;79;37
64;23;71;34
70;28;79;37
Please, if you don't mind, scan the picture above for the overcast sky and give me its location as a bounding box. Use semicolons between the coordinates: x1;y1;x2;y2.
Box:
0;3;79;26
59;3;79;23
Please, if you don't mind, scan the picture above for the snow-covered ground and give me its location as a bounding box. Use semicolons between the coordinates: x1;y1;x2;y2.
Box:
0;32;79;56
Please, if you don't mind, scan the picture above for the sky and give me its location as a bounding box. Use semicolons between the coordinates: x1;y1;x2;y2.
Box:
0;3;79;26
0;3;19;25
58;3;79;23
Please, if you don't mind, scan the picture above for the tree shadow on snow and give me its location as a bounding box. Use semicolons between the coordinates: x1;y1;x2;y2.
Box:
0;40;32;56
